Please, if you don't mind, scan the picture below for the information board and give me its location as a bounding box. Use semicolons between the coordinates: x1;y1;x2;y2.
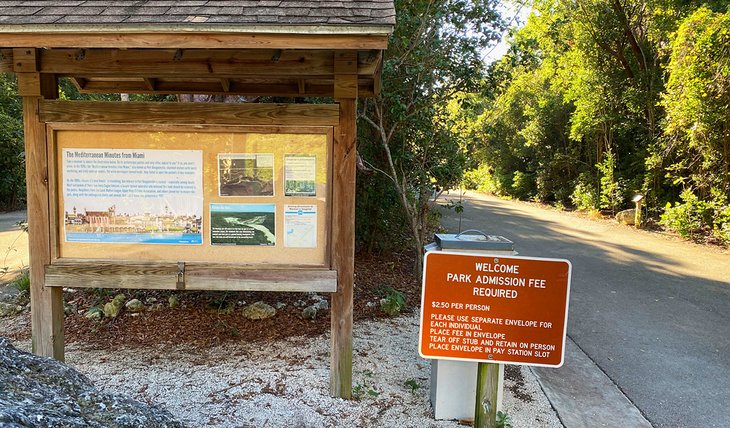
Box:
52;126;330;266
419;252;571;367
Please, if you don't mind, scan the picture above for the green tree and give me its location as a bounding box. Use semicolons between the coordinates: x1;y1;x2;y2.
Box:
0;74;24;210
660;7;729;241
358;0;503;275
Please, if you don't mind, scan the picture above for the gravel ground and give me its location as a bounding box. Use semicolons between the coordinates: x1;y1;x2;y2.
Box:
6;312;561;427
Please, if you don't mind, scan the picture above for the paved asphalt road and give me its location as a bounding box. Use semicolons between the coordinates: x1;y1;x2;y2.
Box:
437;192;730;428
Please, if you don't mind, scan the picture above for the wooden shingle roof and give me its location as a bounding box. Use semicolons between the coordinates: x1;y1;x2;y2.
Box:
0;1;394;98
0;0;396;27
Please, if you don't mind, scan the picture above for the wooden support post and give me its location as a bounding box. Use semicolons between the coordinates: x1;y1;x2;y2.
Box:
330;97;356;398
474;362;500;428
16;59;64;360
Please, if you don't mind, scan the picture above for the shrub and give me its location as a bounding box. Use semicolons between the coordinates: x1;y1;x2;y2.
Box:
570;174;599;211
511;171;536;199
378;286;406;316
660;189;712;238
463;165;499;194
712;205;730;244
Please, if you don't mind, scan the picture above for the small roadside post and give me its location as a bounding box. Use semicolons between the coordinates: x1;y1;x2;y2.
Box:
420;231;571;427
632;194;644;228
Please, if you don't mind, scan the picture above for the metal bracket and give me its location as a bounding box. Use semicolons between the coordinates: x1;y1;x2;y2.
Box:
176;261;185;290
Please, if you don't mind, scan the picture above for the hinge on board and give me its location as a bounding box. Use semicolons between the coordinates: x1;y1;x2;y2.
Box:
176;261;186;290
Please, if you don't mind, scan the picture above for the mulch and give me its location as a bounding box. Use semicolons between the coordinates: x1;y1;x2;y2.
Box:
54;249;421;349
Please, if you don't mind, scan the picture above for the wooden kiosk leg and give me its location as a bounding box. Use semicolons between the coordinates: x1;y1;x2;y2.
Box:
330;98;356;398
17;68;65;360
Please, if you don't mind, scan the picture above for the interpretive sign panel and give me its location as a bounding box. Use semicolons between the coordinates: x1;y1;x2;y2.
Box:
53;127;331;266
62;148;203;245
284;155;317;196
284;204;317;248
419;252;571;367
218;153;274;197
210;203;276;246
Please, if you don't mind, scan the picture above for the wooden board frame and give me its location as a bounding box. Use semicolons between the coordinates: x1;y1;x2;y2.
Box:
14;39;363;398
44;112;336;292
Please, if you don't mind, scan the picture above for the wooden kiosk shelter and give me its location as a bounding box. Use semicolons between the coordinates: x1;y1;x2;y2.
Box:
0;1;394;399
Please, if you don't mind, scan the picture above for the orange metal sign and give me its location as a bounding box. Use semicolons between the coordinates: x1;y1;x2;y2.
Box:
419;252;571;367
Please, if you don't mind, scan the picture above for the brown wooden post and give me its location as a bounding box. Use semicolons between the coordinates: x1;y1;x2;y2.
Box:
330;50;358;398
15;48;64;360
474;362;500;428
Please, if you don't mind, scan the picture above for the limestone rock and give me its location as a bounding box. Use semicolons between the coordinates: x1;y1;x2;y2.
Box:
615;209;636;225
301;299;329;320
125;299;145;313
302;305;318;320
64;303;78;316
242;301;276;320
103;294;126;318
0;302;23;317
168;295;179;309
85;307;103;319
0;337;183;427
0;284;22;305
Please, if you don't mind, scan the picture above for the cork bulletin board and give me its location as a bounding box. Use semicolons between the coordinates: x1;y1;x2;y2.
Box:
50;125;332;267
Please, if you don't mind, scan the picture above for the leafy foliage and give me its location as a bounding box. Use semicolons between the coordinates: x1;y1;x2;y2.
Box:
357;0;504;274
0;75;24;211
464;0;729;243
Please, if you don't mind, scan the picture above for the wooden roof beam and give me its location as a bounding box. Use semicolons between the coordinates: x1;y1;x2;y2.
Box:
37;48;382;78
0;32;389;50
0;48;13;73
67;76;376;98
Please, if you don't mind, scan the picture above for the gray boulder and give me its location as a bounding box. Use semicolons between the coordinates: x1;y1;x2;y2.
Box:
0;302;23;317
0;337;184;427
615;209;636;225
0;284;22;305
125;299;145;313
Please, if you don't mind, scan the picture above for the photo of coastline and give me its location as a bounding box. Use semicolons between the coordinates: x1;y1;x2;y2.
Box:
64;204;203;245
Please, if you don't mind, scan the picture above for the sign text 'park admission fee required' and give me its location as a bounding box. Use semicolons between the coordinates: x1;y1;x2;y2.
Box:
419;252;571;367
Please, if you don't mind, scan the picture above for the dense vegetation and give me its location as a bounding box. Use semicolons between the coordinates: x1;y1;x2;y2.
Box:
461;0;729;243
1;0;728;254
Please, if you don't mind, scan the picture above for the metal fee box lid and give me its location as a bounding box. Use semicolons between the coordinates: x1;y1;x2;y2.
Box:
434;230;514;251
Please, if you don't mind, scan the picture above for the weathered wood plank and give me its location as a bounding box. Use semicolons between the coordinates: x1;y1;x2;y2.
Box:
0;33;389;50
330;98;356;399
40;49;342;77
12;48;38;73
22;72;65;361
0;48;13;73
334;51;358;75
70;76;376;98
16;72;41;96
40;100;340;126
474;362;500;428
45;262;337;292
334;74;358;99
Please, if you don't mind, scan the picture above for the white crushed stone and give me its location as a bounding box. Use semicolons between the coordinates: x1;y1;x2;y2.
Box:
5;312;562;427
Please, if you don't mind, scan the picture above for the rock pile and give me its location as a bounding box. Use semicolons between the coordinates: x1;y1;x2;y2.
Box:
0;337;184;428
